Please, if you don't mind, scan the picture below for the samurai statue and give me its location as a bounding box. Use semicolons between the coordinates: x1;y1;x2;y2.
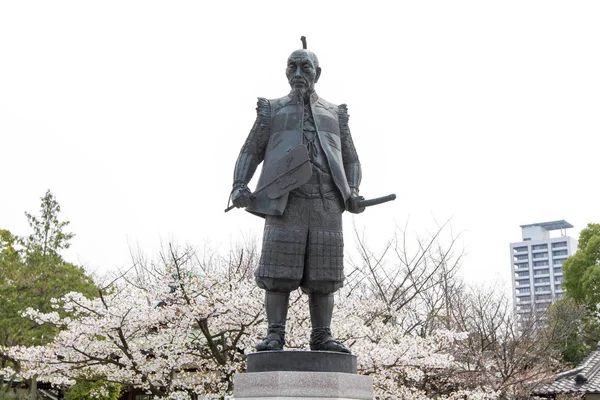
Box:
229;37;365;354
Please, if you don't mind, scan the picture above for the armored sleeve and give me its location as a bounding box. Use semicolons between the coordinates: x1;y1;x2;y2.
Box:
339;104;362;195
232;98;271;188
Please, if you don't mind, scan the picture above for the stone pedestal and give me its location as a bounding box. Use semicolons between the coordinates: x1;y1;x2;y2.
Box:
234;351;373;400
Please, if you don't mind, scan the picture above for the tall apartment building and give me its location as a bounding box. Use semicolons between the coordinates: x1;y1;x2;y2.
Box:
510;220;577;323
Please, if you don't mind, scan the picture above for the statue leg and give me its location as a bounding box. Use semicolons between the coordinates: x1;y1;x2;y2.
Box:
308;292;350;353
302;191;348;353
256;290;290;351
255;207;307;352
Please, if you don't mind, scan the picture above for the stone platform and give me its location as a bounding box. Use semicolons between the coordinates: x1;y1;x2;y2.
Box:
234;351;373;400
246;350;357;373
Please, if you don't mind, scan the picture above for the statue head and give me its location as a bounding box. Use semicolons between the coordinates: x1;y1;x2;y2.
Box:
286;40;321;97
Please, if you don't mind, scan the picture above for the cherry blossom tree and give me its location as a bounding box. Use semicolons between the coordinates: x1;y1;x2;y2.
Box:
3;230;501;400
3;243;265;398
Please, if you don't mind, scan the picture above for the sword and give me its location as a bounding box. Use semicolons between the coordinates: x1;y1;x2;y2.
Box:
226;190;397;213
358;193;396;208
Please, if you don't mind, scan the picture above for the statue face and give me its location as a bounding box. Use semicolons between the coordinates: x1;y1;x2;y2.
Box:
286;50;321;93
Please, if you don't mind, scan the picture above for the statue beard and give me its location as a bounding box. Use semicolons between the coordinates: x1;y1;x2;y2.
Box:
291;88;304;102
291;86;312;102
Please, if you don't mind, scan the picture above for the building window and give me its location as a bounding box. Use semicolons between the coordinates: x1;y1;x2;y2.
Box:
532;244;548;251
515;254;529;261
554;267;563;275
534;277;550;284
516;271;530;277
533;269;549;276
518;287;531;294
517;296;531;303
552;241;567;249
553;250;568;257
555;284;563;292
553;258;566;266
536;294;552;300
516;278;530;286
535;285;550;293
515;262;529;269
533;252;549;259
514;246;528;253
555;276;562;284
533;260;549;267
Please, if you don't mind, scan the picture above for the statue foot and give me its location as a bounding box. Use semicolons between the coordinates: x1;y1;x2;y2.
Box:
310;339;351;353
256;322;285;351
256;332;284;351
310;327;351;354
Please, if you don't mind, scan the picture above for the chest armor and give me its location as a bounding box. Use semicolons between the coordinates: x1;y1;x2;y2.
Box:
249;94;351;216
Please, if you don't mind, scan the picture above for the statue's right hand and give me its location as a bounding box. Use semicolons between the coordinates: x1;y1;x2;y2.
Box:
231;185;252;208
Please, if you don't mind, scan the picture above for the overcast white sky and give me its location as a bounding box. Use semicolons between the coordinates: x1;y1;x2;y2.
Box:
1;1;598;288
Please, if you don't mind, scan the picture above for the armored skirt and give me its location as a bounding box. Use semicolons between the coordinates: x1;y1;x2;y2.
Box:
255;183;345;295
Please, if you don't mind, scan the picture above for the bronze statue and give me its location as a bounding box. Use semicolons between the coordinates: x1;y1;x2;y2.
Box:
228;37;394;353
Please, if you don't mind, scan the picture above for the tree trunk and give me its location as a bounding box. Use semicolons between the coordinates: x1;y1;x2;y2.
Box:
29;376;38;400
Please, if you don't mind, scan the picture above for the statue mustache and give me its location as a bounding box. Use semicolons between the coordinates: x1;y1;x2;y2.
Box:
290;77;308;85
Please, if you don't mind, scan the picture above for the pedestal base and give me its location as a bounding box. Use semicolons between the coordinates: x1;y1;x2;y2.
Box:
233;371;373;400
234;351;373;399
247;350;357;373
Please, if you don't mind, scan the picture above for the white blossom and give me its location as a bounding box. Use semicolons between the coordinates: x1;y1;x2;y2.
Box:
5;245;499;400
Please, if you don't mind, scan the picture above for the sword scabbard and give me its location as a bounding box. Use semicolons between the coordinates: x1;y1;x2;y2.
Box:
358;194;397;208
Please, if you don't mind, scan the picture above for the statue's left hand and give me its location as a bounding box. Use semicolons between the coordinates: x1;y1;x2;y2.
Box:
346;196;365;214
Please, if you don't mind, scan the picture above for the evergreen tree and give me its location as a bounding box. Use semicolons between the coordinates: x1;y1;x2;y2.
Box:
1;191;98;393
555;223;600;364
563;223;600;313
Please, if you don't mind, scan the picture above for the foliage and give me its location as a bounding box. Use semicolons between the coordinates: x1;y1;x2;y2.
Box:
542;298;597;365
1;226;504;400
2;222;568;399
21;190;75;261
4;244;264;398
64;380;122;400
0;390;25;400
0;191;98;394
563;223;600;315
558;222;600;365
